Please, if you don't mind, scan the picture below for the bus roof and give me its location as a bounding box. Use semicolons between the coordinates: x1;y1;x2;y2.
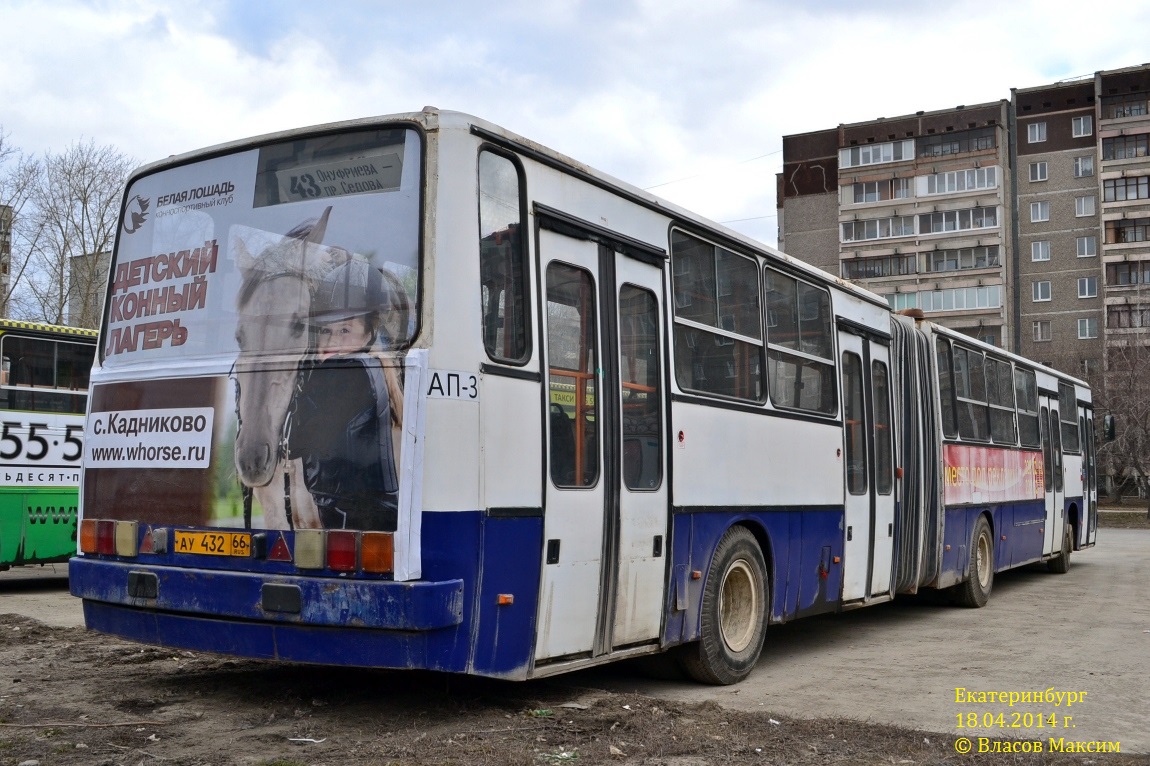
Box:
0;318;98;339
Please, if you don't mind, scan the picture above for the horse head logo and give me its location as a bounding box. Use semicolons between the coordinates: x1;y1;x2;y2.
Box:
123;195;150;235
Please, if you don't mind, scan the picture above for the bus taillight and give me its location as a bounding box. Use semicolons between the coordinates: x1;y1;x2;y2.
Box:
115;521;139;557
294;529;325;569
361;532;394;574
95;520;116;555
79;519;98;554
326;531;358;572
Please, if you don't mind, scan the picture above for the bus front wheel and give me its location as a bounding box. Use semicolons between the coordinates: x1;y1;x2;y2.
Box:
953;515;993;608
680;526;767;685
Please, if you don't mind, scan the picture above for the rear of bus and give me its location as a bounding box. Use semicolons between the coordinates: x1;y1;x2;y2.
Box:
0;321;95;567
69;115;466;667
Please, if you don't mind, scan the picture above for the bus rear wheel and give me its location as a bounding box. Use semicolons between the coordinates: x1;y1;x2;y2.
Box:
952;515;993;608
680;527;767;685
1047;524;1072;574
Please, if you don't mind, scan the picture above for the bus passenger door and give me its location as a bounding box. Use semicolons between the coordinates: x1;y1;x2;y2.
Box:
1039;403;1065;556
838;330;896;602
611;256;667;648
536;219;667;662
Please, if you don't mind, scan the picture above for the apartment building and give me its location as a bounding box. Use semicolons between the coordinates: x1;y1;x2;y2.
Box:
779;102;1012;350
1012;79;1100;373
1096;65;1150;374
778;63;1150;379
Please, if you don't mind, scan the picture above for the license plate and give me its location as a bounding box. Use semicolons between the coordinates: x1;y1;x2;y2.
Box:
174;531;251;557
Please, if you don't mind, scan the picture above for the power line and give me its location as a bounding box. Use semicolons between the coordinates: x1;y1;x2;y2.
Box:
644;148;782;190
721;213;777;224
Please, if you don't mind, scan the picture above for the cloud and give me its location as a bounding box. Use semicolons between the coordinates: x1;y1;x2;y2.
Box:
2;0;1148;249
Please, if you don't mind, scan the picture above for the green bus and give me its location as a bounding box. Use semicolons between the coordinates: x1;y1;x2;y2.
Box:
0;319;96;569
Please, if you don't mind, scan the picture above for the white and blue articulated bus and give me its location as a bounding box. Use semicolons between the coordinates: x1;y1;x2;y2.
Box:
71;110;1096;684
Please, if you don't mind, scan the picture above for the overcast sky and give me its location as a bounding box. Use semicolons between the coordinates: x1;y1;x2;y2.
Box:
2;0;1148;246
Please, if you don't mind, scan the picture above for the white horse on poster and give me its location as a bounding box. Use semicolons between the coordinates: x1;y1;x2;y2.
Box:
232;208;337;530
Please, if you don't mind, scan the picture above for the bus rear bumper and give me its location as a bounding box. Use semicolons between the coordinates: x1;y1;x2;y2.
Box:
69;557;464;635
80;598;466;666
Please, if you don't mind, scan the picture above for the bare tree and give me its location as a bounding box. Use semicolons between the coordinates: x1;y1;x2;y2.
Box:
0;127;43;318
1096;341;1150;518
13;139;133;328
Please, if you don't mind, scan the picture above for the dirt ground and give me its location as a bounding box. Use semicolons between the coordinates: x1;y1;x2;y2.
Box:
0;514;1145;766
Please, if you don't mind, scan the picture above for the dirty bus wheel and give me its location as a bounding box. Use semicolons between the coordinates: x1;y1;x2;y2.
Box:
952;515;993;608
1047;523;1073;574
680;526;767;685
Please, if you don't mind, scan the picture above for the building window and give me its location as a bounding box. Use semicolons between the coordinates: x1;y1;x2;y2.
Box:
1075;196;1096;217
1033;321;1052;342
1101;92;1149;120
1029;162;1048;182
1031;201;1050;222
915;285;1002;312
1106;260;1150;285
1107;304;1150;328
923;166;997;195
917;206;997;235
1028;122;1047;143
1081;358;1098;376
1077;236;1097;257
1102;134;1149;160
1073;156;1094;177
1077;318;1098;339
839;140;915;169
841;215;915;243
1105;217;1150;243
923;246;1000;273
841;254;917;280
1033;281;1051;302
1078;276;1098;298
1072;115;1093;137
917;127;995;158
887;292;918;311
1103;176;1150;202
849;178;912;204
1031;241;1051;262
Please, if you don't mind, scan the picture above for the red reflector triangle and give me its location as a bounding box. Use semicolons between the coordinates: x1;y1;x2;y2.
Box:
268;534;292;562
140;529;154;554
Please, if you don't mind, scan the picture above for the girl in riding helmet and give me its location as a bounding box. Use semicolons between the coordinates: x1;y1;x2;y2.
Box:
288;258;401;531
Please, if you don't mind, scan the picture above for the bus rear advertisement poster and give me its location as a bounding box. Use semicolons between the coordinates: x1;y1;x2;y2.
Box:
83;129;427;577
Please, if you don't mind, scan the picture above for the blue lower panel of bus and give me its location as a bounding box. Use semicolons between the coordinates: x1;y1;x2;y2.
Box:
70;510;544;677
937;499;1067;588
664;506;844;646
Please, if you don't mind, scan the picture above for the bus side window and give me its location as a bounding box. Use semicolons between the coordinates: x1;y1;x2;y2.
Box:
936;338;957;438
1015;368;1041;447
478;149;529;364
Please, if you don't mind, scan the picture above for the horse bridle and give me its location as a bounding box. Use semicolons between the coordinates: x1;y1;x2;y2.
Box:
231;360;308;531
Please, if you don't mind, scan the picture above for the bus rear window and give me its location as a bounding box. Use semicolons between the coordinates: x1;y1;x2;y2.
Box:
104;127;422;367
0;335;93;414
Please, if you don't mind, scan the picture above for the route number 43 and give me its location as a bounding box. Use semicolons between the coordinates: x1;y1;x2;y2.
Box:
0;422;83;461
289;174;321;199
